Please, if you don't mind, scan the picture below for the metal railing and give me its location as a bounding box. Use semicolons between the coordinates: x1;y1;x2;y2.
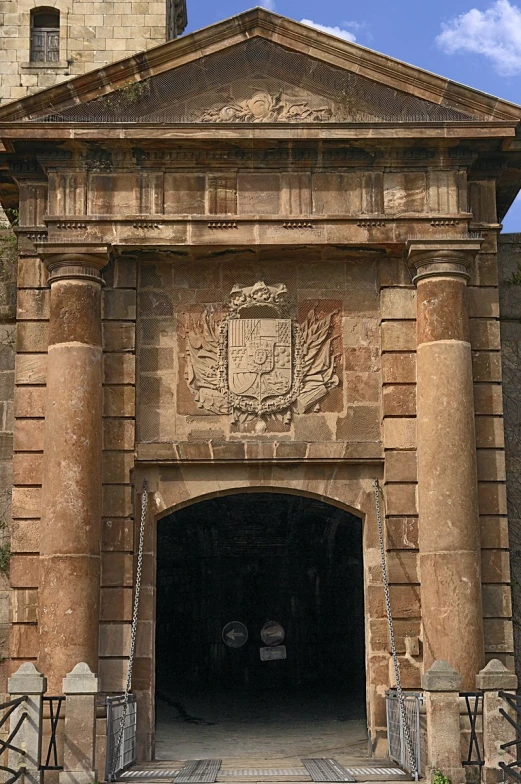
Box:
386;689;423;778
461;692;484;769
40;696;66;772
499;691;521;782
0;695;28;784
105;694;137;782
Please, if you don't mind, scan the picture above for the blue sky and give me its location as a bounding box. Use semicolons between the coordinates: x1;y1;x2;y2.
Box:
185;0;521;232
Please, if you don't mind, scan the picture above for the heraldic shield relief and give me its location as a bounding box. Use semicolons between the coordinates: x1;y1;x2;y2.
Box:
185;281;339;433
228;318;292;402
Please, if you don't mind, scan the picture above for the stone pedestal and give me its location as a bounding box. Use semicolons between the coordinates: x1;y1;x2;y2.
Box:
8;662;47;784
60;662;99;784
476;659;518;783
422;660;465;784
37;244;108;694
408;239;484;690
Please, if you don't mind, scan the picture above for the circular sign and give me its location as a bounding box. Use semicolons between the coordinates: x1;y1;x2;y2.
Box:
260;620;285;647
222;621;248;648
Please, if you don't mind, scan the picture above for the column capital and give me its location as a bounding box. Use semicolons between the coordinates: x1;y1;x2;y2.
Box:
36;243;109;284
407;239;482;284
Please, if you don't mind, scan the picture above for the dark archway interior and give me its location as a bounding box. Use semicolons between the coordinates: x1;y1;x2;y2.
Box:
155;492;366;758
156;492;365;692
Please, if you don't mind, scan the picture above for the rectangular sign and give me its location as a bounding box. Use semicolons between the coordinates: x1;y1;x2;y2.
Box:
260;645;287;661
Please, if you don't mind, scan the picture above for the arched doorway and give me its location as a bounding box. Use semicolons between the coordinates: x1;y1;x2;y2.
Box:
155;491;367;761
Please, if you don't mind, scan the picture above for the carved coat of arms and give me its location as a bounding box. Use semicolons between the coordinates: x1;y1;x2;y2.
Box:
185;281;339;432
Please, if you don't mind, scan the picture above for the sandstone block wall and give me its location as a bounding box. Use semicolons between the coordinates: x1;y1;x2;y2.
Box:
498;234;521;683
0;224;16;699
0;0;167;103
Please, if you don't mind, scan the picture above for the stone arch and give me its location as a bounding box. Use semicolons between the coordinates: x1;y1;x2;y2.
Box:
131;462;386;760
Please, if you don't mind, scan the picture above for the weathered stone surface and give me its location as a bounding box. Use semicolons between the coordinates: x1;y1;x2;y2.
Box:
386;516;418;549
381;352;416;383
13;386;45;418
472;352;502;382
16;322;49;353
476;417;505;448
103;419;135;451
381;321;416;351
103;354;136;385
422;660;462;692
476;449;506;480
15;354;46;385
380;288;416;320
476;658;517;690
383;418;416;449
482;550;511;583
13;418;44;451
385;451;417;483
384;483;417;515
382;385;416;416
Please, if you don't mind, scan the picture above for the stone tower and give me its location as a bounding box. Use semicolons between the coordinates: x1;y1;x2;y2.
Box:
0;0;187;103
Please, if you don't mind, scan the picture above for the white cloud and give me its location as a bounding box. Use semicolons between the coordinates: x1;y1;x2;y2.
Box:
300;19;357;42
259;0;276;9
436;0;521;76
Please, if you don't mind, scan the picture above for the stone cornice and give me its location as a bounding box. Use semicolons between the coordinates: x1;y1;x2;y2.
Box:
407;239;483;283
39;215;479;251
0;121;517;142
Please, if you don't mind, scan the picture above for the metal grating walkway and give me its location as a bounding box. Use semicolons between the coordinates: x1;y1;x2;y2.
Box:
176;760;222;783
302;760;355;782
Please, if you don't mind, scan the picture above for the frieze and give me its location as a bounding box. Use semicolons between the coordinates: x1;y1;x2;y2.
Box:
184;281;339;433
357;219;386;227
131;146;372;165
198;91;332;123
132;221;162;229
431;219;459;227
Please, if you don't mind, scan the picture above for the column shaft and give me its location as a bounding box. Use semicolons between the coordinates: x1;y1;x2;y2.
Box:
409;241;484;690
38;249;107;694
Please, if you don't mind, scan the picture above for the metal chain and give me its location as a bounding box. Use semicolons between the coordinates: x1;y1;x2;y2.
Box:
110;478;148;780
373;479;418;781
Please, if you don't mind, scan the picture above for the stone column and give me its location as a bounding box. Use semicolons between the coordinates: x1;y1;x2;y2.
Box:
422;660;465;784
408;239;484;690
60;662;99;784
8;662;47;784
476;659;518;783
37;243;108;694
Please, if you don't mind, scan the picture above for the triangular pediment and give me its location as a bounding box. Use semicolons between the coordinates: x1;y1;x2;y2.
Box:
0;8;520;124
33;38;476;124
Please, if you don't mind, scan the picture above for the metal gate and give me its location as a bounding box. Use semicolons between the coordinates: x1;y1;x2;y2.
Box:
105;694;137;781
386;689;423;778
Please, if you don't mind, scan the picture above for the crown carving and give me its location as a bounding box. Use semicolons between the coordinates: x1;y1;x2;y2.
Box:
228;281;291;317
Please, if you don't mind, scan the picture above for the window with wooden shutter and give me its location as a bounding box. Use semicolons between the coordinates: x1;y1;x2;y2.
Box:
30;9;60;63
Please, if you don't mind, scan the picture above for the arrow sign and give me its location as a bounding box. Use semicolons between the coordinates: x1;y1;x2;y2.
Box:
226;629;245;641
222;621;248;648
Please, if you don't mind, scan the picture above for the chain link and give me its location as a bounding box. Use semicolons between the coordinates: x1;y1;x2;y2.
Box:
110;479;148;781
373;479;418;780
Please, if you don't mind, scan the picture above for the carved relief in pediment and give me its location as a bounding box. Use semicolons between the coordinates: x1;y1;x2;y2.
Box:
198;91;332;123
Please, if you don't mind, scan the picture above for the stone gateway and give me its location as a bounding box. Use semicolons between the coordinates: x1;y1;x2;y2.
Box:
0;8;521;781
